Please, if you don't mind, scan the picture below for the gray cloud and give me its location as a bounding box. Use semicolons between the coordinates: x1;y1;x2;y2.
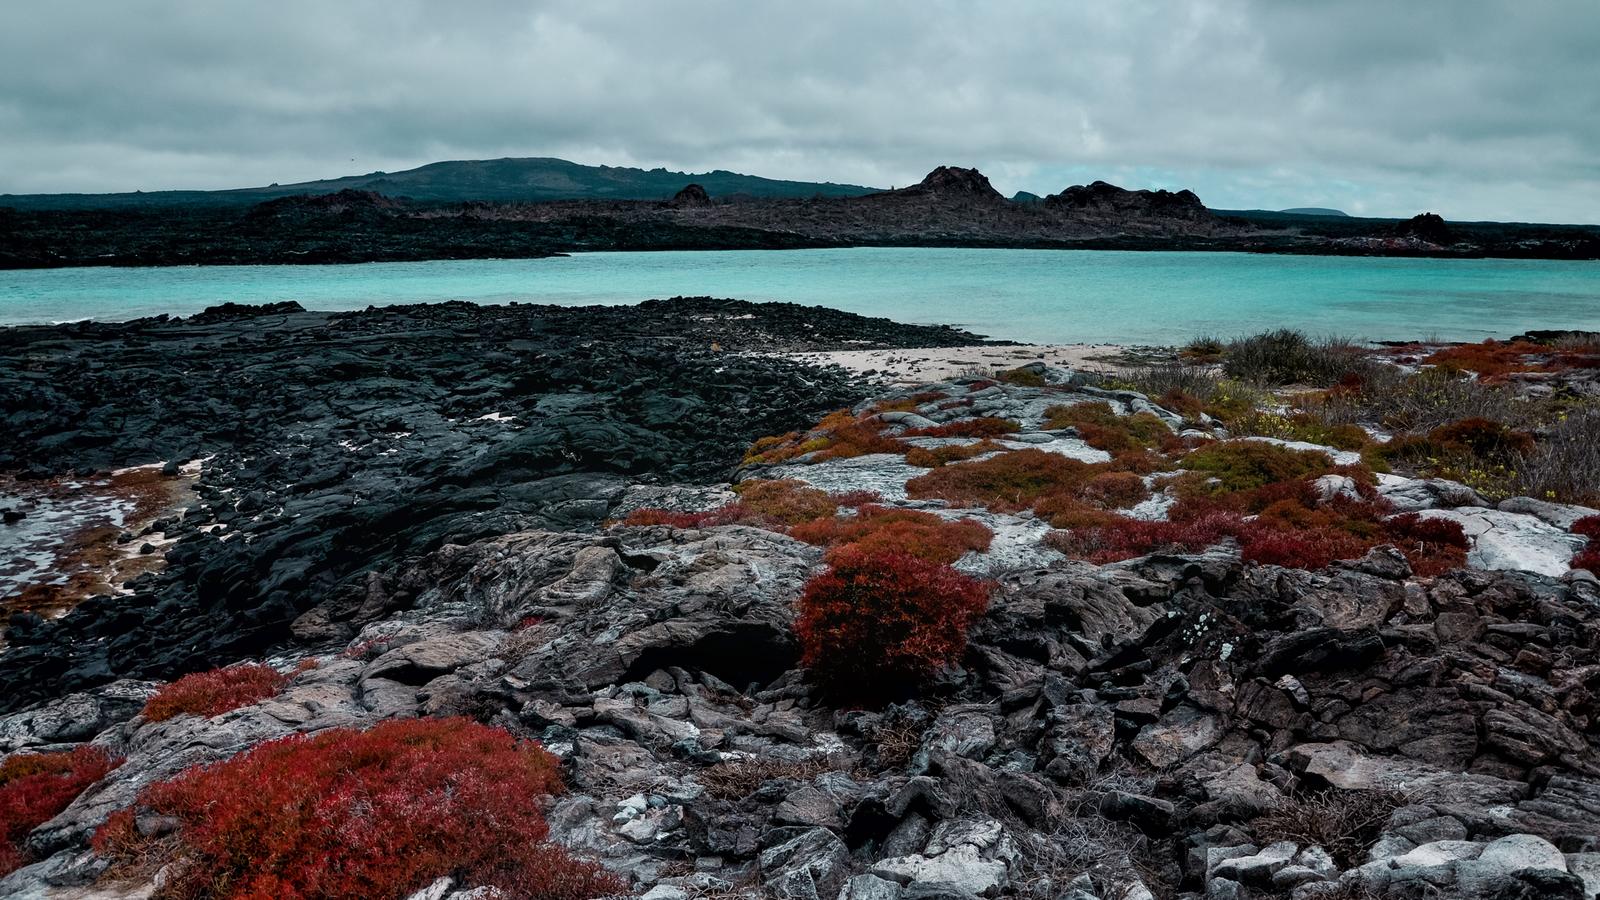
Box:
2;0;1596;222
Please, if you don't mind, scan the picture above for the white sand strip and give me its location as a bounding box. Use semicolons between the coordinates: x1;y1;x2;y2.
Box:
781;344;1129;384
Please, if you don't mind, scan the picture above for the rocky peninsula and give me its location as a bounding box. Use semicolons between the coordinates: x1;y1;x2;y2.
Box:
2;303;1600;900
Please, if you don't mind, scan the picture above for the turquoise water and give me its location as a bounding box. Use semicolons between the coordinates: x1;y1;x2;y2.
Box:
2;249;1597;344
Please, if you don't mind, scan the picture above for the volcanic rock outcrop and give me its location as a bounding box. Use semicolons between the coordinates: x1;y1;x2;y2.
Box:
4;358;1598;900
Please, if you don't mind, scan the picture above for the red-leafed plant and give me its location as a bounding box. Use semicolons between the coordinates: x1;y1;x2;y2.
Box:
1048;511;1247;563
93;717;621;900
795;548;991;703
731;479;840;525
1573;515;1600;575
788;504;992;566
905;417;1021;439
906;448;1097;511
1;746;121;876
1382;513;1470;576
142;663;292;723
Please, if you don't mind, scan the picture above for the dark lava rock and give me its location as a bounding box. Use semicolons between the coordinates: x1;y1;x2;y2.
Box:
1394;212;1455;244
1045;180;1214;223
0;298;997;711
670;183;713;207
891;166;1004;201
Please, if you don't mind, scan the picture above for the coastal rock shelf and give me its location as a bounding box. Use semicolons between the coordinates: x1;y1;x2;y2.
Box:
3;307;1599;900
0;298;992;710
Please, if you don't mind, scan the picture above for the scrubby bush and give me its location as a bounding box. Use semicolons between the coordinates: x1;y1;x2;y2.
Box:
1180;335;1226;363
1513;409;1600;506
1574;515;1600;540
1375;417;1536;499
142;664;292;723
1;746;120;876
1221;330;1373;386
1251;789;1407;868
94;717;620;900
906;448;1097;511
996;366;1047;387
789;505;992;565
795;549;991;702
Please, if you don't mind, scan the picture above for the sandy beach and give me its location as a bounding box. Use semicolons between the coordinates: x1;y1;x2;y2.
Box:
780;343;1134;383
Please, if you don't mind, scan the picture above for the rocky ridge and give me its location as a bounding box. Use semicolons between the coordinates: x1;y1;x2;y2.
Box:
4;360;1599;899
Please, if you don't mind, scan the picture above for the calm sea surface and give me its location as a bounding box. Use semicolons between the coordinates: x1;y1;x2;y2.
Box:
2;248;1597;344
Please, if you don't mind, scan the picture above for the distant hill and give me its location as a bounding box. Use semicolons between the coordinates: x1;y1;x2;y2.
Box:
0;157;884;210
1280;207;1349;217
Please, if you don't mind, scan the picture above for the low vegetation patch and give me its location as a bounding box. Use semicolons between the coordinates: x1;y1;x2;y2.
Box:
904;439;1005;469
142;663;294;723
905;417;1020;438
795;548;991;704
906;448;1100;511
94;717;621;900
730;479;840;525
1050;492;1468;574
789;504;993;565
1419;338;1600;380
1179;440;1346;494
1044;402;1178;454
1573;514;1600;575
1;746;121;876
744;407;903;464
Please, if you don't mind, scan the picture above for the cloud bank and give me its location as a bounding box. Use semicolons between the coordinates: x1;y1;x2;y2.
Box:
2;0;1596;221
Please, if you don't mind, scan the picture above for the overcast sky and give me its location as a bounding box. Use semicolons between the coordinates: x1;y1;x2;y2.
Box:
3;1;1597;222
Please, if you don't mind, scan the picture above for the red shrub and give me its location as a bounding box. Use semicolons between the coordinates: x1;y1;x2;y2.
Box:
1031;495;1124;530
732;479;839;525
1424;340;1550;379
795;549;991;702
1573;546;1600;575
142;664;291;723
1;746;120;876
94;717;620;900
1383;513;1470;576
904;439;1003;468
788;505;992;565
1571;515;1600;540
906;449;1096;511
1047;512;1246;563
905;417;1021;438
830;489;884;507
1044;403;1174;454
1080;471;1149;509
1238;525;1374;570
